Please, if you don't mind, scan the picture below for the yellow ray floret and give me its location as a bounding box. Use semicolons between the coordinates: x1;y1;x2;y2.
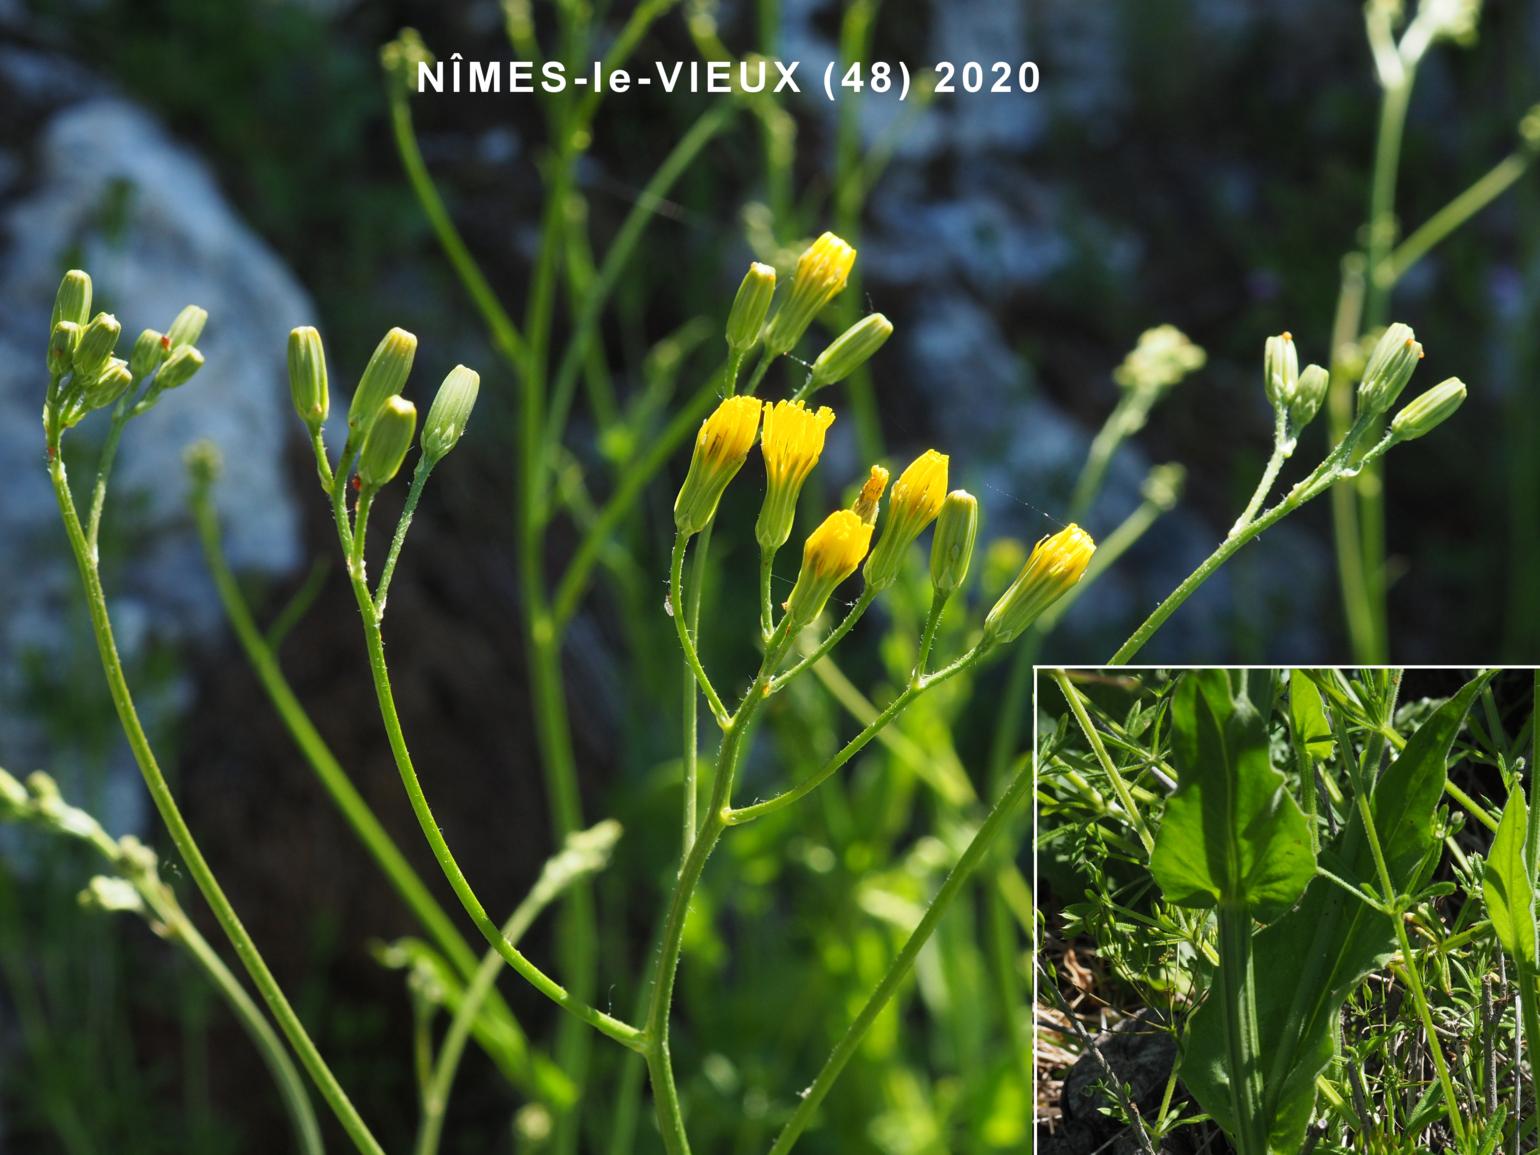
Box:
851;465;890;526
783;508;874;625
983;523;1097;643
761;400;836;486
674;395;764;535
863;449;950;590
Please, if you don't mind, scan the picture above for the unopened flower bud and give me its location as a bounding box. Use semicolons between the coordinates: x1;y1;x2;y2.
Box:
756;399;835;551
929;490;979;594
726;262;776;353
1289;363;1330;432
359;395;417;489
166;304;208;349
783;509;874;626
863;449;948;591
155;346;204;391
49;321;81;375
673;395;762;535
422;364;480;462
0;767;28;813
287;327;329;432
1140;463;1186;512
762;232;856;356
983;524;1097;644
1264;332;1299;409
1390;377;1466;441
1358;323;1422;416
84;360;134;410
130;329;168;381
1113;325;1206;394
73;313;122;383
809;313;893;389
850;465;889;526
349;327;418;443
183;440;224;487
80;876;145;915
51;269;92;331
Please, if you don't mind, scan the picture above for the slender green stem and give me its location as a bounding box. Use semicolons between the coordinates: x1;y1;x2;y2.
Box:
1068;393;1145;524
1110;421;1382;664
386;80;526;367
1052;670;1155;854
727;643;992;825
1229;411;1289;539
911;591;949;686
765;757;1032;1155
759;548;777;641
1385;149;1536;284
670;533;729;726
47;452;386;1155
681;522;715;860
376;458;434;613
771;588;877;691
85;409;129;555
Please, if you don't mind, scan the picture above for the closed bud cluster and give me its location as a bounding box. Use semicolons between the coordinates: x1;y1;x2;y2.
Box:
983;524;1096;644
756;400;835;551
783;509;874;627
349;327;418;443
1390;377;1466;441
73;313;122;384
49;322;81;375
166;305;208;349
725;263;776;353
850;465;889;526
359;396;417;489
83;360;134;410
130;329;169;381
51;269;93;333
762;232;856;356
1357;323;1423;416
1289;363;1330;433
808;313;893;390
929;490;979;594
155;346;204;392
673;395;762;535
1263;332;1299;410
287;326;330;432
862;449;949;590
422;365;480;461
1113;325;1206;395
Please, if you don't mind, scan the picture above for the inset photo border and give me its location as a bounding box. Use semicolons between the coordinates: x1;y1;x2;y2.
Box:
1033;667;1536;1155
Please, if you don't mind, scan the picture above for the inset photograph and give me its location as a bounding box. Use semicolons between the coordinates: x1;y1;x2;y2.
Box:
1035;667;1537;1154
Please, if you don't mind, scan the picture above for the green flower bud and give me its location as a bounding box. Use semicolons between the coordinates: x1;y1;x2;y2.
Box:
287;327;329;432
1390;377;1466;441
73;313;122;383
809;313;893;390
1358;322;1422;416
1263;332;1298;410
726;262;776;353
1113;325;1206;395
51;269;92;331
348;327;417;442
1289;363;1330;432
359;396;417;489
155;346;204;391
80;875;145;915
422;364;480;462
84;360;134;410
166;304;208;349
49;321;81;375
0;766;28;814
929;490;979;594
130;329;169;381
1140;463;1185;512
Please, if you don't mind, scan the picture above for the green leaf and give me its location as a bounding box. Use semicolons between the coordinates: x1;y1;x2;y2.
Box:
1150;671;1315;922
1485;784;1535;966
1181;672;1493;1155
1289;672;1334;761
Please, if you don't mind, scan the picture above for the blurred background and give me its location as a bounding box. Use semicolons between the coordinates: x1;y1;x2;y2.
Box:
0;0;1538;1151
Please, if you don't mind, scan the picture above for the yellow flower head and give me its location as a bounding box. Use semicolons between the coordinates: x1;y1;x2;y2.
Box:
756;400;837;551
674;395;763;535
983;523;1097;643
862;449;950;590
850;465;890;526
763;232;857;356
783;509;874;626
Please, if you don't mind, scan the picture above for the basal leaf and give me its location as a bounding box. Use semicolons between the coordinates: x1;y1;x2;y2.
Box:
1485;784;1535;967
1150;671;1314;922
1193;672;1493;1155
